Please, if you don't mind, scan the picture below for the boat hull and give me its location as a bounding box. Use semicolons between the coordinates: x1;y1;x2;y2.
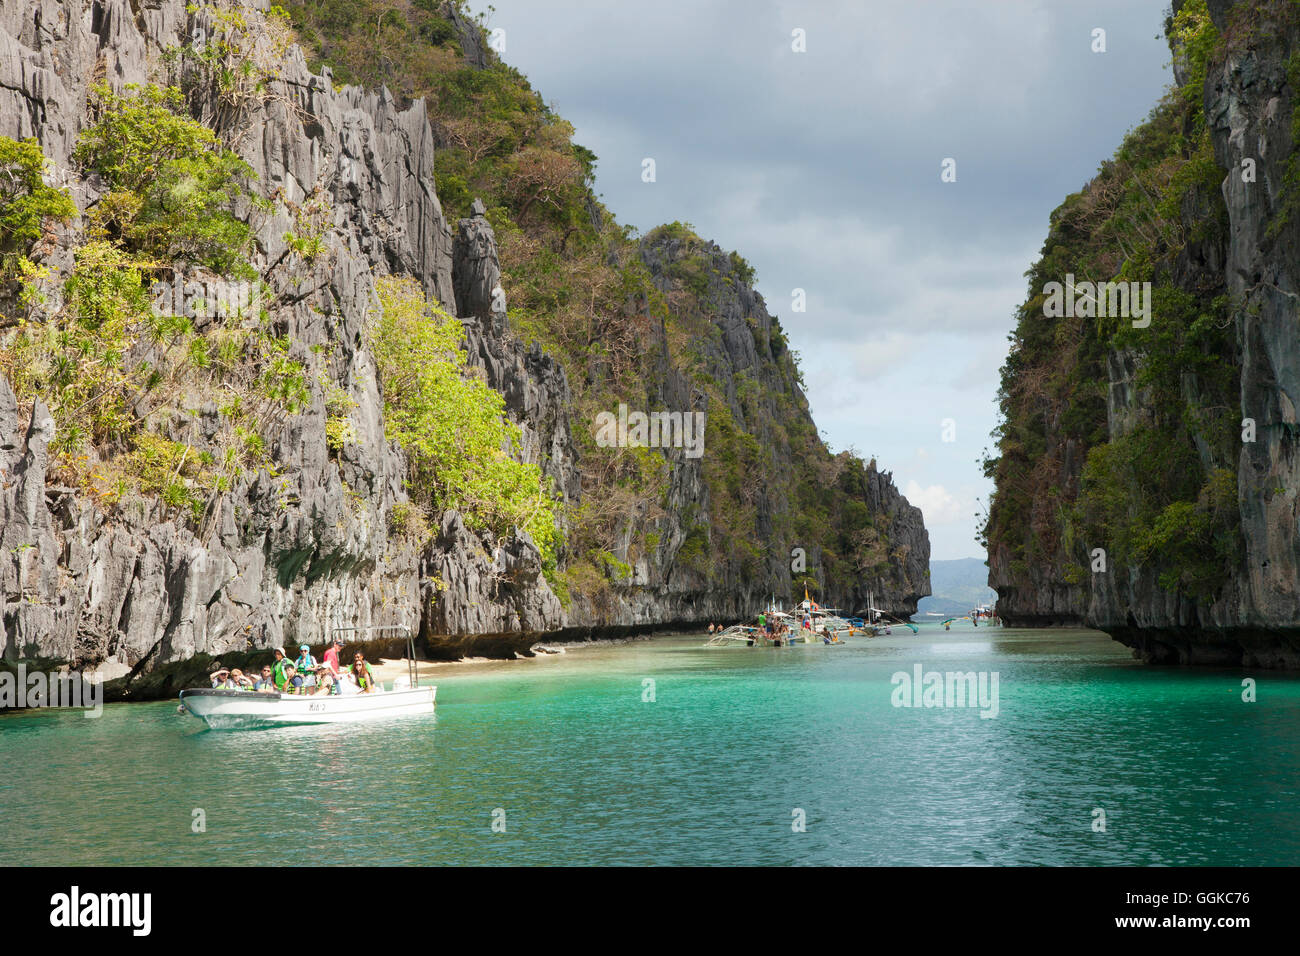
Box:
178;686;436;729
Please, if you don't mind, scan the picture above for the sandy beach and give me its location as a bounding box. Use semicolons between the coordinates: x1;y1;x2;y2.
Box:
367;657;496;682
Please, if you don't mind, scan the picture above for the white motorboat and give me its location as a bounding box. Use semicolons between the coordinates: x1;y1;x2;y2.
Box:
178;684;436;729
179;623;435;729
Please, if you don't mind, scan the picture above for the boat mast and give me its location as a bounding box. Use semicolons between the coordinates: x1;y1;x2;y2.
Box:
330;622;418;687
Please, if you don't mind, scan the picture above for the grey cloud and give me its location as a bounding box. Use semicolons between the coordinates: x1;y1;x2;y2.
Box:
473;0;1175;557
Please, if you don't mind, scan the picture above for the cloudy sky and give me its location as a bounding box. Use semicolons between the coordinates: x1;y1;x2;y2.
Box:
468;0;1174;560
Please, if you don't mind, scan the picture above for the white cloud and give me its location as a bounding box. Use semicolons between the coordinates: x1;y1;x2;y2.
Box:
903;480;966;526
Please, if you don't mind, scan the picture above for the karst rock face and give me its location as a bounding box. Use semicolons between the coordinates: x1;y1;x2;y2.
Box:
988;0;1300;667
0;0;928;697
1193;0;1300;665
0;0;562;696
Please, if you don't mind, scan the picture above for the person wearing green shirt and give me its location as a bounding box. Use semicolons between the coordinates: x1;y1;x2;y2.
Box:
253;665;276;692
271;647;290;689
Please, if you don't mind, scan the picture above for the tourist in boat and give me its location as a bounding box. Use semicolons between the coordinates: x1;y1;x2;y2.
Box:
707;623;714;634
228;668;253;690
295;643;317;674
323;637;344;676
272;647;291;686
273;658;296;692
310;666;336;696
351;653;381;693
209;667;234;689
253;665;276;692
280;663;305;694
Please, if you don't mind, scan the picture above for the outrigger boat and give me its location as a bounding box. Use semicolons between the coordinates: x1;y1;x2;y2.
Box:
705;611;811;647
704;589;919;648
941;604;997;630
178;625;435;729
706;599;853;647
860;604;920;635
795;596;869;639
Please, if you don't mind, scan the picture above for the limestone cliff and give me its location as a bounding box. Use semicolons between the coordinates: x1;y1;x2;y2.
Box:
986;0;1300;667
0;0;928;699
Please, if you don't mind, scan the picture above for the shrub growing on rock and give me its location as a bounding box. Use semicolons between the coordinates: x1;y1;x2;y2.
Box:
0;135;77;279
371;275;559;567
74;83;262;277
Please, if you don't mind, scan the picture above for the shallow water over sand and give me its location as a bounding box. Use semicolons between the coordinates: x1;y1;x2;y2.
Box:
3;624;1297;865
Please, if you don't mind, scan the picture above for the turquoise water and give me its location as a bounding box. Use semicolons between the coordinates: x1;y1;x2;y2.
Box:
2;625;1298;865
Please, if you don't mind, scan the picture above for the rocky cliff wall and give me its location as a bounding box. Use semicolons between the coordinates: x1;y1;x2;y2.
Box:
0;0;928;698
988;0;1300;667
557;232;929;627
0;0;568;697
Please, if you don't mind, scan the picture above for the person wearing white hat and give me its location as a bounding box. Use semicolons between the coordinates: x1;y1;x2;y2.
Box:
271;647;290;690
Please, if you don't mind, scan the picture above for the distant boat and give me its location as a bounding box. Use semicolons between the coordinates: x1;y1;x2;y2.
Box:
861;605;919;634
705;604;850;646
794;600;859;640
705;609;824;647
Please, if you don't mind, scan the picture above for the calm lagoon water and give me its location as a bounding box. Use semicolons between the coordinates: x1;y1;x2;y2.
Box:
3;624;1298;865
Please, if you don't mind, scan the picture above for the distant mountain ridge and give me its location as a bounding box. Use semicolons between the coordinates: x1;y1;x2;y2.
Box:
917;558;997;616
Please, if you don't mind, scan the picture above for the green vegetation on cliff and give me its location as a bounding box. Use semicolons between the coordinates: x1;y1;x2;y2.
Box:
285;0;922;605
0;136;78;283
0;83;297;524
74;83;263;277
372;275;559;564
1;54;557;552
984;0;1241;601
